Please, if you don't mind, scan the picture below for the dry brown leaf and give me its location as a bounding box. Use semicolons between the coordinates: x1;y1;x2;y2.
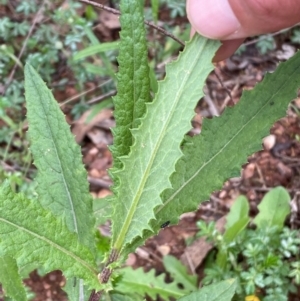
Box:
72;109;112;143
180;216;226;273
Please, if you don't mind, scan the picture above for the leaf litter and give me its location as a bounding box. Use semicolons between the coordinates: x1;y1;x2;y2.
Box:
1;3;300;301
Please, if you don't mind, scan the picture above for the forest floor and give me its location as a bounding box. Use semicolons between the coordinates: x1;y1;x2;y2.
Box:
1;1;300;301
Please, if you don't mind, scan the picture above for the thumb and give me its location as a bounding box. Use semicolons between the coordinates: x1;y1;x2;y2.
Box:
187;0;300;40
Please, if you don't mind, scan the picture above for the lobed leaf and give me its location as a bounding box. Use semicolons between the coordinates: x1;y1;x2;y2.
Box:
0;181;100;290
109;293;141;301
110;0;151;172
155;51;300;230
128;50;300;254
178;279;236;301
114;267;189;300
0;256;27;301
24;63;95;250
163;255;197;292
111;35;220;257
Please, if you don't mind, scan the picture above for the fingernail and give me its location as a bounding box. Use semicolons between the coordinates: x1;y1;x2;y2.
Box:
187;0;241;39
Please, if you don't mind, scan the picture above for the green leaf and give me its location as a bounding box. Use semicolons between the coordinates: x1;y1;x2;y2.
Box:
129;49;300;256
155;50;300;230
151;0;159;23
112;35;219;257
217;216;250;269
83;63;114;76
24;63;95;250
225;195;249;230
253;186;290;230
114;267;188;300
0;181;100;290
0;256;27;301
149;64;158;94
110;292;141;301
163;255;197;292
63;277;91;301
83;27;117;81
93;196;112;226
223;216;250;245
110;0;151;172
216;197;250;269
178;279;236;301
73;41;119;61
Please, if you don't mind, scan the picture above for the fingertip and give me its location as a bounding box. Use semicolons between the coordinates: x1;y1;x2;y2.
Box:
187;0;241;39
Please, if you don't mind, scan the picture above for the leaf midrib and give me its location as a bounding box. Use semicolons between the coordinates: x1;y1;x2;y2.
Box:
122;279;184;298
0;217;97;274
29;69;78;234
114;39;208;250
157;65;299;213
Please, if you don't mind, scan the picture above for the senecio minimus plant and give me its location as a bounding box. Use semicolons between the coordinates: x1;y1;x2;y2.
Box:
1;0;300;300
198;188;300;301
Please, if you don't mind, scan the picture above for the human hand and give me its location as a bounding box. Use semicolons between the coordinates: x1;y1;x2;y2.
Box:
187;0;300;61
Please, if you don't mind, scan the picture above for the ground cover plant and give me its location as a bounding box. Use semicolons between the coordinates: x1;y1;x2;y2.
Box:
0;0;118;194
197;187;300;301
1;0;300;300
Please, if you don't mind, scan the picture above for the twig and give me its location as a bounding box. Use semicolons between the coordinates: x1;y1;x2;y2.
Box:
78;0;185;46
203;94;219;116
240;185;299;194
213;70;233;104
220;82;239;111
184;251;196;274
136;246;163;263
87;90;116;105
1;2;45;96
59;79;113;107
88;176;112;189
242;27;292;47
144;21;184;46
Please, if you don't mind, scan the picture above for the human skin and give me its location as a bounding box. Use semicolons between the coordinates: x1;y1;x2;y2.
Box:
186;0;300;61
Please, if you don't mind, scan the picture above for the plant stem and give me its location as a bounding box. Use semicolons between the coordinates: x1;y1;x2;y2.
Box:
88;289;103;301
